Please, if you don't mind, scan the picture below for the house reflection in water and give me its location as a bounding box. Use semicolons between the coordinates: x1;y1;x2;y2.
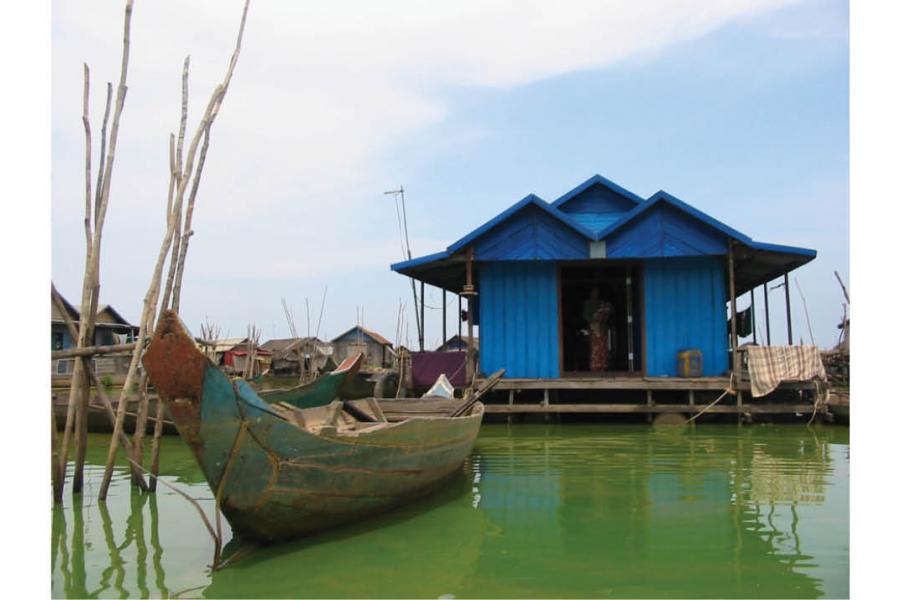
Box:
469;426;846;598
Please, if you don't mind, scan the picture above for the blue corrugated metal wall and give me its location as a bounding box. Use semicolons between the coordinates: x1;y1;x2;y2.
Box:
644;257;728;377
479;261;560;378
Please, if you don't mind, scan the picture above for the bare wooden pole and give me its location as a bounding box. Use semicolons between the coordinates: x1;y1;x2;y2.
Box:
56;65;93;502
834;271;849;304
51;284;145;481
764;280;771;346
134;57;190;485
794;277;816;347
728;241;738;371
784;273;793;345
419;280;425;352
750;288;757;345
51;342;137;360
100;0;250;500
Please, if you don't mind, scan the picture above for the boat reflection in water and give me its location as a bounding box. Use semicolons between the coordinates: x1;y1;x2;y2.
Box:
51;425;848;599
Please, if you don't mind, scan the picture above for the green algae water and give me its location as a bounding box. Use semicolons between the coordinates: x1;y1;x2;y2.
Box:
52;425;848;598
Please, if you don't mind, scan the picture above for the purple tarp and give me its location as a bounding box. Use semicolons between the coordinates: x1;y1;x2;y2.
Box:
411;351;467;388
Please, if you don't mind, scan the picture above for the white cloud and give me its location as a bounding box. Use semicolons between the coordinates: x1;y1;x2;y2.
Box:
51;0;805;334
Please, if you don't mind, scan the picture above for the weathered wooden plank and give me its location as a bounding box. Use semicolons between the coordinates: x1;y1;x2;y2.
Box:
487;377;816;392
483;403;814;414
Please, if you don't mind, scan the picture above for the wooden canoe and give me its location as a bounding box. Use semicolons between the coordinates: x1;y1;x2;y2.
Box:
142;310;484;543
256;352;362;409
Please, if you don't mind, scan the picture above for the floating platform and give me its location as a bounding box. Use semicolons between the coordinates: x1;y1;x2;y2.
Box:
475;375;823;420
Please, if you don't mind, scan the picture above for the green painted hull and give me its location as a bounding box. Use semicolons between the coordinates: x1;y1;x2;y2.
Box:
257;353;362;409
143;311;484;543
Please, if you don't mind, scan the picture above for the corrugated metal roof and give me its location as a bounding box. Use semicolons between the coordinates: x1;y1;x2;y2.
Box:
551;173;644;208
206;338;248;353
331;326;393;347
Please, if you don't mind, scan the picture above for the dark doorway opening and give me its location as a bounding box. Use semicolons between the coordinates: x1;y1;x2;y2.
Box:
560;263;642;374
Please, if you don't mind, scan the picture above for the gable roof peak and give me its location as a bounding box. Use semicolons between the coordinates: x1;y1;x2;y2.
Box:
552;173;644;208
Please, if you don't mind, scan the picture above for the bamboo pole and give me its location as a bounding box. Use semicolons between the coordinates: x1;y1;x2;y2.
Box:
100;0;250;500
51;342;137;360
728;241;737;358
56;0;134;503
794;277;816;347
51;284;147;489
133;57;190;486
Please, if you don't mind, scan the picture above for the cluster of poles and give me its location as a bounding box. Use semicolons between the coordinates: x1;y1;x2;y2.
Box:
51;0;251;505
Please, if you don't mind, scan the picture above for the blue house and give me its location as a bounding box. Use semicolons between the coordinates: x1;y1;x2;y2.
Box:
391;175;815;381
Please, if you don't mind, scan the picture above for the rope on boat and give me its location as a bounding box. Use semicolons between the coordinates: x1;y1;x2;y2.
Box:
686;373;736;424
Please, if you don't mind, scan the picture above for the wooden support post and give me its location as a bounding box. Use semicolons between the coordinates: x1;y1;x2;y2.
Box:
419;280;425;352
626;266;635;372
750;288;757;344
764;281;771;346
442;289;447;347
457;293;462;347
688;390;695;406
507;389;514;424
784;273;793;345
737;390;744;425
463;247;477;382
646;389;653;423
728;240;738;370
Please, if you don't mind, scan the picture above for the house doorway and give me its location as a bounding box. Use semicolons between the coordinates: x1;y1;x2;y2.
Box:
559;264;642;375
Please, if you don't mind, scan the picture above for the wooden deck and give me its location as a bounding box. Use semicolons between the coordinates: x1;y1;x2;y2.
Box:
474;374;822;419
485;376;818;392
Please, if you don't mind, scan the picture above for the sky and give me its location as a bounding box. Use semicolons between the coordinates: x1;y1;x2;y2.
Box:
50;0;848;350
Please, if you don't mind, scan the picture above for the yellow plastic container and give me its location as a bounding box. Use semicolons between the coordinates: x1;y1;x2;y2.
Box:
677;349;703;377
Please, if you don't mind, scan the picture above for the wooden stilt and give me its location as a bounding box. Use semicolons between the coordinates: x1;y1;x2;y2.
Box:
784;273;793;345
646;389;653;423
419;280;425;352
442;289;447;347
764;281;771;346
147;400;166;493
751;288;757;345
688;390;695;406
728;240;738;369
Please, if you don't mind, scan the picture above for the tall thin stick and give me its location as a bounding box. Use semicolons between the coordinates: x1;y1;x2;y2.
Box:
315;285;328;339
794;277;816;347
100;0;250;500
52;284;144;479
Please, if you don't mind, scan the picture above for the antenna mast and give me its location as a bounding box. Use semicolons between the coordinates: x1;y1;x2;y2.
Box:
385;185;422;349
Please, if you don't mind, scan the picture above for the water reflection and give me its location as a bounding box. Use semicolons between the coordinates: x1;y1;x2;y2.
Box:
52;426;847;598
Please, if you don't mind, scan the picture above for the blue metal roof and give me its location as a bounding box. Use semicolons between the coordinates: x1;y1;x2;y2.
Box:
551;173;644;208
596;190;753;244
390;178;816;290
446;194;594;254
390;250;450;273
595;190;816;257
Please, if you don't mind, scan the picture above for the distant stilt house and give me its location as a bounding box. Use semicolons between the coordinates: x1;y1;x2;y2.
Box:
391;174;817;410
435;334;479;353
204;338;271;375
260;337;335;377
51;289;140;377
331;326;395;369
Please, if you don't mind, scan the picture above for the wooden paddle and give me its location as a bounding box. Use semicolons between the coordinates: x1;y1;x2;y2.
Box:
451;369;505;417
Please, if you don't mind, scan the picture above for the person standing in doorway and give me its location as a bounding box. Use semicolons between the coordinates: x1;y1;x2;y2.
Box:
583;286;614;371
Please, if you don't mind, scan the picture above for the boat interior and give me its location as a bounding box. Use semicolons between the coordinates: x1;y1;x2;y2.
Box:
268;397;472;436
